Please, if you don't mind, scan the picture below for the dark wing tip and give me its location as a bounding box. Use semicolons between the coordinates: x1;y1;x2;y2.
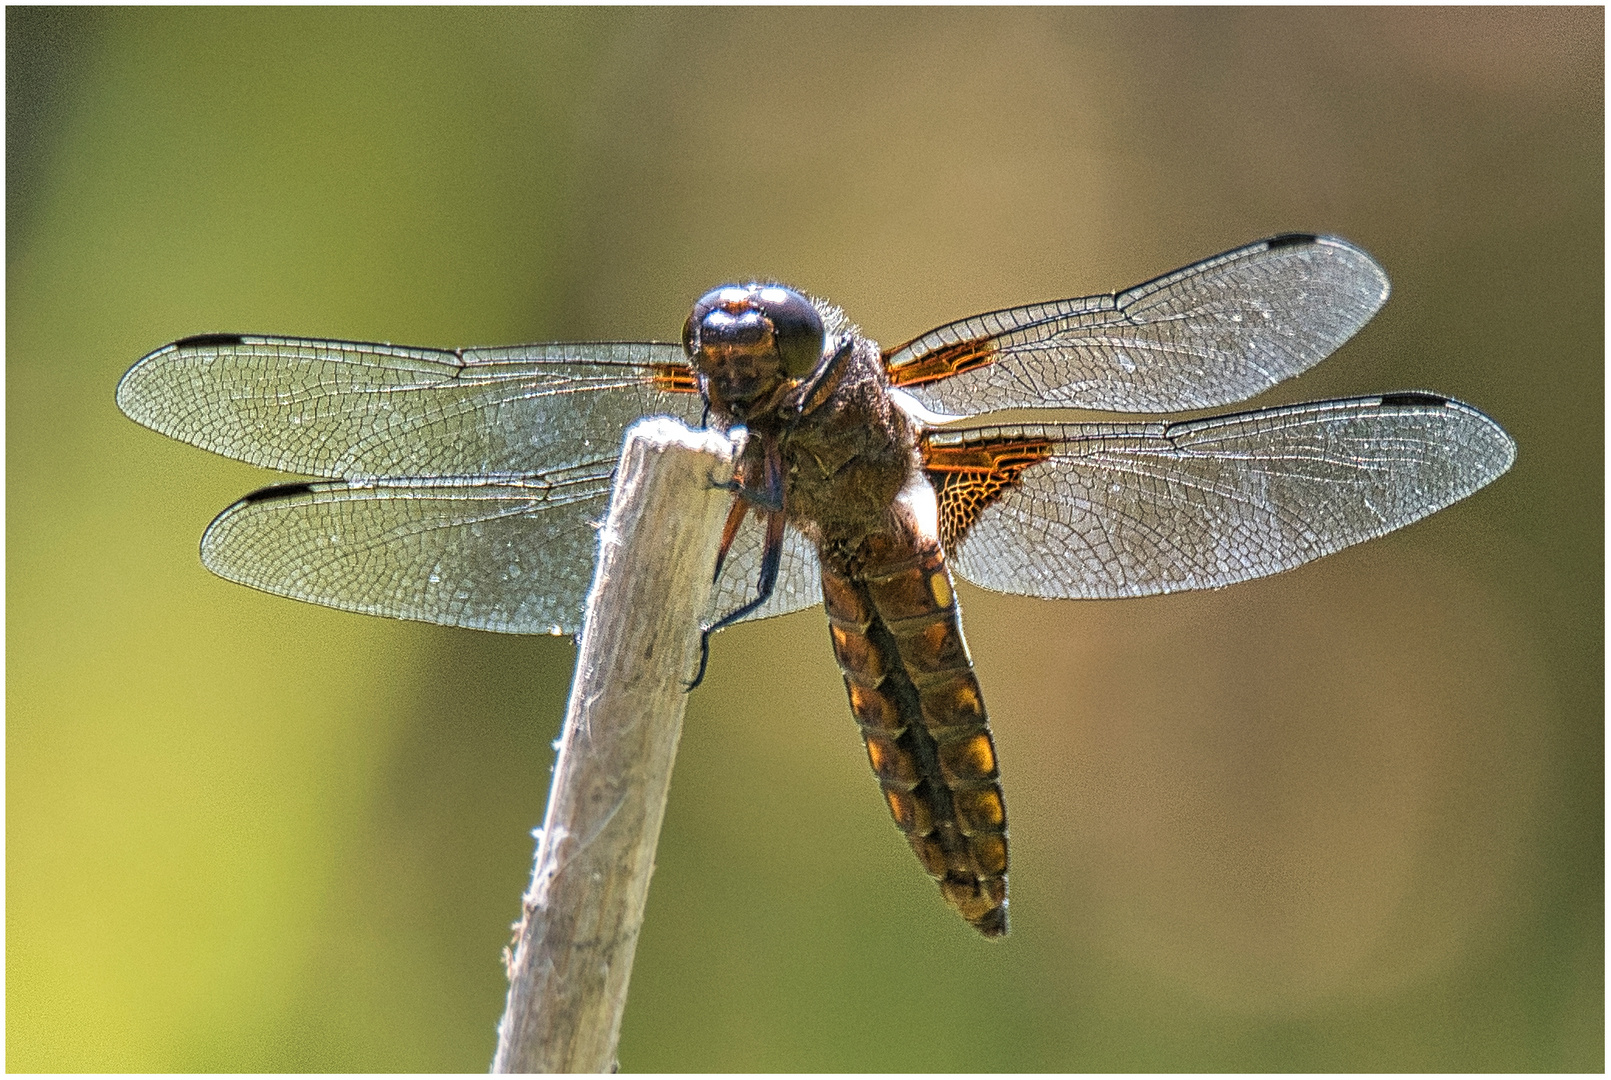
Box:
172;332;246;349
1378;391;1450;408
1268;232;1391;315
1263;232;1321;250
1376;391;1519;478
117;334;248;420
200;481;324;574
234;480;319;506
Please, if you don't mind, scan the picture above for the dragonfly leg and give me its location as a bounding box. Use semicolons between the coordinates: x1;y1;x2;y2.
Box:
688;440;788;690
709;496;750;586
687;505;786;690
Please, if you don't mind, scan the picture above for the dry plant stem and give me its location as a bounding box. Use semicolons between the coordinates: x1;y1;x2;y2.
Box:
492;418;741;1073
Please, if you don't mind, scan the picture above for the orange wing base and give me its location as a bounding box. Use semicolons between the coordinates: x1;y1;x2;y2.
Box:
922;437;1055;550
650;362;700;394
884;336;1000;388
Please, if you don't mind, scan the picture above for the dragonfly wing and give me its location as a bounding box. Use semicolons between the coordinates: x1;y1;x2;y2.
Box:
887;234;1390;414
200;467;619;634
117;334;701;478
924;393;1516;599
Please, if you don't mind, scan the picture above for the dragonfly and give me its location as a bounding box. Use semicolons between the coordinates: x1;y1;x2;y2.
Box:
117;234;1516;937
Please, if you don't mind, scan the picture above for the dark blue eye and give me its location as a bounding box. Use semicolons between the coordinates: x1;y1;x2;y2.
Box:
752;286;825;378
684;284;824;379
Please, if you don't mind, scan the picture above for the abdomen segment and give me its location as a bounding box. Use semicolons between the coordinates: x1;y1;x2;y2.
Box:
821;536;1009;937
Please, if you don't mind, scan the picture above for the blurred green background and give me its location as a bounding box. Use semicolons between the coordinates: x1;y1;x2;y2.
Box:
7;7;1601;1071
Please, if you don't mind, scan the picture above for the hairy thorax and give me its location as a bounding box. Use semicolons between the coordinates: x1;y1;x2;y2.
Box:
772;337;921;559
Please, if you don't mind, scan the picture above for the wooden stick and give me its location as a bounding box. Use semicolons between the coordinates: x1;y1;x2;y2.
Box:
492;417;741;1073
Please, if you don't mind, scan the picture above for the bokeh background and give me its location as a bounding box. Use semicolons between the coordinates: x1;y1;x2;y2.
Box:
7;7;1601;1071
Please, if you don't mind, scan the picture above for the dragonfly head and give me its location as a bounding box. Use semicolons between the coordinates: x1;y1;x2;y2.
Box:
685;283;826;417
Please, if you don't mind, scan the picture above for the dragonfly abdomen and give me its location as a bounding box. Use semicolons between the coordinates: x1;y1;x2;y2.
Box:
821;539;1009;937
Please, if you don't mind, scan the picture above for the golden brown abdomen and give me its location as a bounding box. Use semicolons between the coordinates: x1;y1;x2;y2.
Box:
821;533;1009;937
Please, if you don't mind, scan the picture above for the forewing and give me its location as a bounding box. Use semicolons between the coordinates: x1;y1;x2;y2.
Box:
886;234;1390;414
200;467;617;633
924;393;1515;599
117;334;702;478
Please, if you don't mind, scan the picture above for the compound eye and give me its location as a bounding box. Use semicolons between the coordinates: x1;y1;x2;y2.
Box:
686;285;759;356
754;286;825;378
684;286;728;356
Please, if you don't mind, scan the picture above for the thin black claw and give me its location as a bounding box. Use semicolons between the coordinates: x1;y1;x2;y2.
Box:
685;629;713;691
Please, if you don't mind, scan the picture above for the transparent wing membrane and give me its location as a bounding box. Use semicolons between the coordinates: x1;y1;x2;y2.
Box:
119;239;1512;640
932;394;1516;599
201;469;617;634
120;333;717;633
117;334;700;478
887;235;1390;414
